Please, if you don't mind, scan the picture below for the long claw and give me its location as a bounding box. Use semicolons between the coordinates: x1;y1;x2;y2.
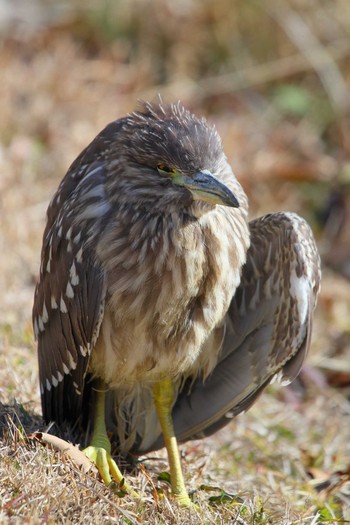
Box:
83;445;140;498
84;445;112;485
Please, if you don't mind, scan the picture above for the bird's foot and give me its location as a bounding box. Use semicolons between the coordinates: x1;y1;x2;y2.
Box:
174;491;199;511
83;445;139;499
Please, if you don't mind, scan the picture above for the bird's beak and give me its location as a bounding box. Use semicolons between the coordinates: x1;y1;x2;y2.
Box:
173;169;240;208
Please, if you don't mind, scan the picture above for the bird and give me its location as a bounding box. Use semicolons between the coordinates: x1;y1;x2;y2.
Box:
33;100;321;507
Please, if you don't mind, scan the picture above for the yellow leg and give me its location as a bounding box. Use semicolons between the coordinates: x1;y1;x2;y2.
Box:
153;378;196;508
83;384;139;498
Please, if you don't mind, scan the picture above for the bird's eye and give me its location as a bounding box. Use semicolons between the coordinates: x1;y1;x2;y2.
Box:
157;163;176;175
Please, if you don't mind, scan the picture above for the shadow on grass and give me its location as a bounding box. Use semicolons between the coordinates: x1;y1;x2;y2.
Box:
0;401;42;440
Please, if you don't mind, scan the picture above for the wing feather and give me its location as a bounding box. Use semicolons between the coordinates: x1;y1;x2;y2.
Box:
34;118;127;426
33;160;112;425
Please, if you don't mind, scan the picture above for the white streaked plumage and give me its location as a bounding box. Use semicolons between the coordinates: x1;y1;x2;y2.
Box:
33;100;320;462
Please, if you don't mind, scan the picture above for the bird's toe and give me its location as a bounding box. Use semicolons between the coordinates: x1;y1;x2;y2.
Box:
83;445;139;498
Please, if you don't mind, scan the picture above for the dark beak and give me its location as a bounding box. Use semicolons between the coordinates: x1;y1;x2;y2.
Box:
174;169;240;208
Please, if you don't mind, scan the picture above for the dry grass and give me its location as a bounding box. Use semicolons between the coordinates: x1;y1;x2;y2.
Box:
1;1;350;523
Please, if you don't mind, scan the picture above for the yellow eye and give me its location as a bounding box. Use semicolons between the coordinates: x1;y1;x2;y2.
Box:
157;163;176;175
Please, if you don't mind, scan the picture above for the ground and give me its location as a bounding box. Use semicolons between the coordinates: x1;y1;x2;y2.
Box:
0;1;350;523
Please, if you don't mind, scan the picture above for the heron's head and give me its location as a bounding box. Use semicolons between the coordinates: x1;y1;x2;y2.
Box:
108;100;241;213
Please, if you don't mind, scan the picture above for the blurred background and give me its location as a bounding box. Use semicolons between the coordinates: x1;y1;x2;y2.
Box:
0;0;350;521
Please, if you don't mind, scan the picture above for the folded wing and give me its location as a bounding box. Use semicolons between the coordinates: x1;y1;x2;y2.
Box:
129;212;321;453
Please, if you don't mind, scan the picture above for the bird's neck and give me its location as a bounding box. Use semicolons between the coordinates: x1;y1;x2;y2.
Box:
118;200;214;238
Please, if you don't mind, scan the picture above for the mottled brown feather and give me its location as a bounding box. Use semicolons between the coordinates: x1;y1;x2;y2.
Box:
33;101;320;458
125;212;320;453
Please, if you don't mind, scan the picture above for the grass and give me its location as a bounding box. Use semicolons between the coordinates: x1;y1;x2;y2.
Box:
1;1;350;523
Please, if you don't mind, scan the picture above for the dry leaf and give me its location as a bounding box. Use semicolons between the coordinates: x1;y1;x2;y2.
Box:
29;431;96;475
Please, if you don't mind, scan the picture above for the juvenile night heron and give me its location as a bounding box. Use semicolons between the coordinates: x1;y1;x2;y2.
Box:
33;100;320;506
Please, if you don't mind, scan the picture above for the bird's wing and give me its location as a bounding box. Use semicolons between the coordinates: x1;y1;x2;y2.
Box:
132;212;321;453
33;157;112;425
